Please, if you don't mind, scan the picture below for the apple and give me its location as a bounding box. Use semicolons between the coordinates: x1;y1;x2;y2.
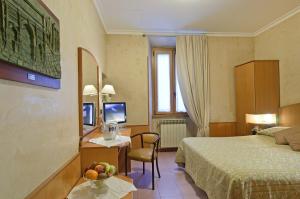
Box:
94;164;105;173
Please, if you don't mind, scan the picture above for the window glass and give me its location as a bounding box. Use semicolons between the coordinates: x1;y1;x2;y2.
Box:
157;54;171;112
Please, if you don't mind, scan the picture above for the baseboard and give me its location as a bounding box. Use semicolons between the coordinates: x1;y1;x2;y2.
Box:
159;147;178;152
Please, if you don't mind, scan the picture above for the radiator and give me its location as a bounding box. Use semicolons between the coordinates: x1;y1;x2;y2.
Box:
159;119;187;148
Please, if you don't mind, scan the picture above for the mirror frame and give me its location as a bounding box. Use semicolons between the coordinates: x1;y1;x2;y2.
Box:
78;47;100;139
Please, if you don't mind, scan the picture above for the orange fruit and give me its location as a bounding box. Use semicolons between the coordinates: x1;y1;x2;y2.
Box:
85;169;98;180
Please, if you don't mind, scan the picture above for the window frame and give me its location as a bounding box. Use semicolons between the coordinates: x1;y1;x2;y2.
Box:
152;48;187;117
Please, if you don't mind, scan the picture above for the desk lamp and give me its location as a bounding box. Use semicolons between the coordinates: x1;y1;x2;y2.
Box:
83;85;98;96
102;84;115;102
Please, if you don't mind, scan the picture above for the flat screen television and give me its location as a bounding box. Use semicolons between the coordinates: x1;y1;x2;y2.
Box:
103;102;127;124
83;103;96;126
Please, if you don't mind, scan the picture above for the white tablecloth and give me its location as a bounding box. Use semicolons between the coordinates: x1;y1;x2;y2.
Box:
89;135;131;148
67;176;137;199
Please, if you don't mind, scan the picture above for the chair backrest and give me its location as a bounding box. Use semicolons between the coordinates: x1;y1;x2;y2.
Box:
143;134;159;144
142;133;160;154
131;132;160;150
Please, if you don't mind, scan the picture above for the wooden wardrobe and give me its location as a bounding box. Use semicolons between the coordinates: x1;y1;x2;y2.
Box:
235;60;280;135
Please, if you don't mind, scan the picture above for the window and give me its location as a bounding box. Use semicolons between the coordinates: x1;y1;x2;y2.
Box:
153;48;186;116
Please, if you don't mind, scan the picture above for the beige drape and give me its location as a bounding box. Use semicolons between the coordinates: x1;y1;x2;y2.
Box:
176;35;210;137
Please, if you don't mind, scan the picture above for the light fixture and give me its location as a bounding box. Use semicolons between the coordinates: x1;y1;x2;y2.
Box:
101;84;115;95
83;85;98;96
246;113;277;134
246;114;277;125
101;84;115;102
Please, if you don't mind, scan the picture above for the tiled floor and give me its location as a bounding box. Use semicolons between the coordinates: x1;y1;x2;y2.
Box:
127;152;208;199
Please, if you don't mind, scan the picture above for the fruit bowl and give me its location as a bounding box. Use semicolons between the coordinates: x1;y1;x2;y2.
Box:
83;162;117;181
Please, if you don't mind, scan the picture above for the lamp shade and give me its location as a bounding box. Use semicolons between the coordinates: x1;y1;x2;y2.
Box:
246;114;277;125
101;84;115;95
83;85;98;96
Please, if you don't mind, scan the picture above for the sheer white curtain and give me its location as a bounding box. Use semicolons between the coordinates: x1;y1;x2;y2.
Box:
176;35;210;137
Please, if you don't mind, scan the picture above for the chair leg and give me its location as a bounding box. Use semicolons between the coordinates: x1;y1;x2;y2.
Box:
152;160;155;190
125;147;128;176
156;157;161;178
142;162;145;175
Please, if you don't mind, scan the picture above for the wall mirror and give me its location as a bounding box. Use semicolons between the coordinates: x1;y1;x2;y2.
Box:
78;47;102;138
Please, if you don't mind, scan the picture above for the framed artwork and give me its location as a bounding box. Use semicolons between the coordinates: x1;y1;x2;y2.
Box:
0;0;61;89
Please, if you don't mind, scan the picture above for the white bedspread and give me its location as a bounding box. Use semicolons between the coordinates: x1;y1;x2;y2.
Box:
176;135;300;199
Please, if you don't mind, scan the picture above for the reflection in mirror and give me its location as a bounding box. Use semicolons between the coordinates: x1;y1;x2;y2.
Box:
78;47;102;137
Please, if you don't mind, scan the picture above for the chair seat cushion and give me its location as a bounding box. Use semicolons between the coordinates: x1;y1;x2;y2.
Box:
127;148;157;162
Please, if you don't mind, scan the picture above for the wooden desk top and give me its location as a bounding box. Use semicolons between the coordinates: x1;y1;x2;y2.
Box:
83;126;98;136
81;128;131;148
75;175;133;199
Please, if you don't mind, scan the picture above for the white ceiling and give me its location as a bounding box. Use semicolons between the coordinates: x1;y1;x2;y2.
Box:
94;0;300;36
149;36;176;47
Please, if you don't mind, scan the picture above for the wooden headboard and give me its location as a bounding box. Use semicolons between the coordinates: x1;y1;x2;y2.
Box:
279;103;300;127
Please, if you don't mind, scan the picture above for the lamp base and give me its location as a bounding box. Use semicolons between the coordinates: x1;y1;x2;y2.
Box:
102;94;112;102
251;125;260;135
251;124;276;135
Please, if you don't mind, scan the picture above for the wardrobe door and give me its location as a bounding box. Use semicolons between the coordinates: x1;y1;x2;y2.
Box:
235;62;256;135
254;61;280;114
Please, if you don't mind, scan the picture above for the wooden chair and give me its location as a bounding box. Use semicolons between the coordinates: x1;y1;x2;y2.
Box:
125;132;161;190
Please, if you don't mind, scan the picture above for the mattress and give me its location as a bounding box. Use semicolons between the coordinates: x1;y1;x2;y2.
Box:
175;135;300;199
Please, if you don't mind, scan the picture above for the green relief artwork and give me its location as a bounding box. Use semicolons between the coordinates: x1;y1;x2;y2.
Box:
0;0;61;79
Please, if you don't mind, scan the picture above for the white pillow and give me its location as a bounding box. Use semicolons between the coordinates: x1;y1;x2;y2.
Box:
257;126;291;137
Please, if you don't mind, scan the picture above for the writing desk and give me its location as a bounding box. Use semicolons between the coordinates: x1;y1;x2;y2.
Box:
80;128;131;174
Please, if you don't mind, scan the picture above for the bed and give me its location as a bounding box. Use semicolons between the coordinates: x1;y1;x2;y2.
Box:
176;104;300;199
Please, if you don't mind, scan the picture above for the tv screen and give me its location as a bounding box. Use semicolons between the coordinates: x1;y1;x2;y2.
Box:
103;102;127;124
83;103;96;126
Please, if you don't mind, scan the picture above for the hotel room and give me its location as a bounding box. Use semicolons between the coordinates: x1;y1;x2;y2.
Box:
0;0;300;199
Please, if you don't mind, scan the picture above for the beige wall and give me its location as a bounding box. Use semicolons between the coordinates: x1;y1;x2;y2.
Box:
255;13;300;107
150;37;254;134
104;36;255;125
148;39;153;129
208;37;254;122
0;0;106;198
104;35;149;125
209;12;300;121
